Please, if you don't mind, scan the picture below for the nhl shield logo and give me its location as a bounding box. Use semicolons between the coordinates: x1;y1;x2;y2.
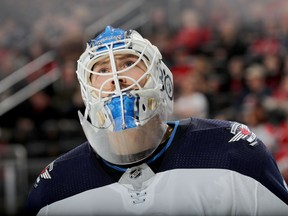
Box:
228;122;258;146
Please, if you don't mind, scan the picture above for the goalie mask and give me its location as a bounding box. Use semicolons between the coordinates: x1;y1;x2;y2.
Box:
76;26;173;165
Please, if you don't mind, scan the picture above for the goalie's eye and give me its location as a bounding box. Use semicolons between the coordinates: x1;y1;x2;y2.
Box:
98;67;110;73
93;62;111;74
119;55;146;72
123;60;135;68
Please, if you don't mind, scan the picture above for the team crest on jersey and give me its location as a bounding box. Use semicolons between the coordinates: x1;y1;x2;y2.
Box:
34;161;55;188
228;122;258;146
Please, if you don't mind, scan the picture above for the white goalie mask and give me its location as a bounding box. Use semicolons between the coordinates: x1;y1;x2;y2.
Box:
76;26;173;165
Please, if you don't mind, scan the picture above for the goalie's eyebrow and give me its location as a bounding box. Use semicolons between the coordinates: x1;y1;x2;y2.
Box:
92;54;143;71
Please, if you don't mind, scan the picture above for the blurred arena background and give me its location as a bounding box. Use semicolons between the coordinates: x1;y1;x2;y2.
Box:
1;0;288;215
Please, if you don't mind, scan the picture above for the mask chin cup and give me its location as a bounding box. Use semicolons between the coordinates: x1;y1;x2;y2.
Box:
78;110;167;165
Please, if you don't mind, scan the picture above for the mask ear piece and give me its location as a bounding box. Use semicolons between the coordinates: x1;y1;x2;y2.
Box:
159;62;174;114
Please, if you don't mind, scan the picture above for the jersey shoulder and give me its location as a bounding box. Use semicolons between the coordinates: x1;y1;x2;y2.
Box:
175;117;258;147
167;118;276;177
26;142;114;215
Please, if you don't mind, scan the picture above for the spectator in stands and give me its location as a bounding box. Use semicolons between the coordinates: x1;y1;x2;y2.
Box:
172;72;209;119
172;9;212;54
238;64;272;109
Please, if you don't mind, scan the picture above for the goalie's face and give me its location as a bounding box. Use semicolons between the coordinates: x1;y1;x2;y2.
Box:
90;54;147;97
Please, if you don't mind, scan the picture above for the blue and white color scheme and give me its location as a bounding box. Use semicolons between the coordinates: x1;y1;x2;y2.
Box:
76;26;174;165
26;118;288;215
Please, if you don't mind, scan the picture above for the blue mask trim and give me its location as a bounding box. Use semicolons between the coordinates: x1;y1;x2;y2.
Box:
102;120;180;172
89;26;125;52
105;94;139;132
146;120;179;164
